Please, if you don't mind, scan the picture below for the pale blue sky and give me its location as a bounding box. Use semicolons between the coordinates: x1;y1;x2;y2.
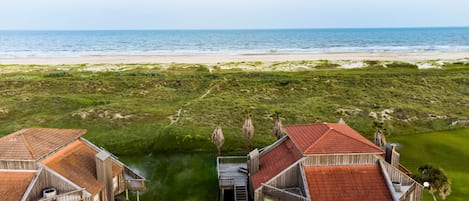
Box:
1;0;468;30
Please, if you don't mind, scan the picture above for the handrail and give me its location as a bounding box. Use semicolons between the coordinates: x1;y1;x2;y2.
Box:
217;156;247;178
398;182;417;201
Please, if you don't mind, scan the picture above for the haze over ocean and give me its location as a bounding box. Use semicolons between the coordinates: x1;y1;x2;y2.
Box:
1;27;469;58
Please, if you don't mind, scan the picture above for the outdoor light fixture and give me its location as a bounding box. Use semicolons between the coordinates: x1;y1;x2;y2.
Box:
423;182;430;188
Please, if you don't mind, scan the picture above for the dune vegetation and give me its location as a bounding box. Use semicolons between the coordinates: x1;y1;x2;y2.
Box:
0;60;468;156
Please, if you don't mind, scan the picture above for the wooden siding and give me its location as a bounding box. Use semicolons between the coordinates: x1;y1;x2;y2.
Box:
303;154;377;166
0;160;37;170
266;164;300;189
262;184;309;201
254;162;310;201
24;167;89;201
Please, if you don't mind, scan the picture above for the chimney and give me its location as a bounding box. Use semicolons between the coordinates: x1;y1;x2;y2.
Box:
96;150;114;201
247;149;259;174
385;144;400;168
337;118;346;124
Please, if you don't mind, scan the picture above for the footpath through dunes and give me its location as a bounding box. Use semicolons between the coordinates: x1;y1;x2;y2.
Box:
390;129;469;201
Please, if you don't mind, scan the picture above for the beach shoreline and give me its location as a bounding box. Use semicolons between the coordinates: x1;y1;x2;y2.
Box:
1;51;469;65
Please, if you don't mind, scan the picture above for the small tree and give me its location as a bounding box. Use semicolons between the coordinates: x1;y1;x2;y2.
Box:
211;126;225;156
413;164;451;201
273;112;285;139
374;129;387;149
242;114;254;149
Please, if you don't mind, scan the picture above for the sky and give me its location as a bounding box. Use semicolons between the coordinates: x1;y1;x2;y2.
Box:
1;0;469;30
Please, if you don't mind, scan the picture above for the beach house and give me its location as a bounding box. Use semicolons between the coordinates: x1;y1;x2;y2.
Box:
0;128;145;201
217;121;423;201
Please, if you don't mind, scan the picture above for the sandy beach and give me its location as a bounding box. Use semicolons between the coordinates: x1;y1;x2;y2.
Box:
1;52;469;65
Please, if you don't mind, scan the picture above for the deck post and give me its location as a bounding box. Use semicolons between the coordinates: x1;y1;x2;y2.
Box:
220;188;224;201
125;189;129;201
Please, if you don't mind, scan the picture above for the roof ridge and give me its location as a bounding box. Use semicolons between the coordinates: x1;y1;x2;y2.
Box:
331;127;383;152
304;127;333;153
20;131;36;159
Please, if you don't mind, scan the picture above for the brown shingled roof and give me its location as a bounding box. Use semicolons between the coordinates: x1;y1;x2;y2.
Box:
0;171;35;201
0;128;86;160
251;138;302;189
284;123;383;155
305;165;393;201
42;140;123;196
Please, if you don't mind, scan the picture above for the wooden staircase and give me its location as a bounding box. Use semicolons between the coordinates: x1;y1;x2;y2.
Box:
234;184;248;201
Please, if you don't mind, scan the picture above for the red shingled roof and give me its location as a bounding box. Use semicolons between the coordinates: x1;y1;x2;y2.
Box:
284;123;383;154
251;138;302;189
42;140;123;196
0;171;35;201
0;128;86;160
304;165;393;201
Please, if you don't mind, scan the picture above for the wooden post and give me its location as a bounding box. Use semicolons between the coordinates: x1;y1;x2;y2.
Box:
221;188;224;201
125;189;129;201
136;191;140;201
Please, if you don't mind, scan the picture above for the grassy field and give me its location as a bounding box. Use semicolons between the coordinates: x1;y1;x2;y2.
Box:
390;128;469;201
0;61;468;156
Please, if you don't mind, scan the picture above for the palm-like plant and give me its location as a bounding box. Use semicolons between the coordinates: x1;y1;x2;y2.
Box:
273;112;285;139
211;126;225;156
374;129;387;149
414;164;451;201
242;114;254;149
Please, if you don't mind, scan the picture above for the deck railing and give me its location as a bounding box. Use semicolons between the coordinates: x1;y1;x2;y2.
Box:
216;156;247;177
39;189;91;201
125;178;146;191
217;156;248;187
262;183;310;201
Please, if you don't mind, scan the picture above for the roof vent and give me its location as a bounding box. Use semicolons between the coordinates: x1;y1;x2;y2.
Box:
43;188;57;198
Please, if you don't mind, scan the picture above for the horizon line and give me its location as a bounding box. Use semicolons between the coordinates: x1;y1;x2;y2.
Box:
1;25;469;31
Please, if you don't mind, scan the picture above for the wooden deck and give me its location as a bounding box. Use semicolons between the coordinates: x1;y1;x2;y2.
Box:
217;156;249;201
123;168;145;191
217;156;248;187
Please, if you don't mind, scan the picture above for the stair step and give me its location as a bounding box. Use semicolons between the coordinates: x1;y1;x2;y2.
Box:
234;185;248;201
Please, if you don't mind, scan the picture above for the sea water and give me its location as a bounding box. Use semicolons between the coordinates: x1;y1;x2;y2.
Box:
0;27;469;58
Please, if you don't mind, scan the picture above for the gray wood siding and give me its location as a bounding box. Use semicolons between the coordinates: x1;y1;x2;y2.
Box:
266;164;300;189
0;160;37;170
25;168;85;201
303;154;377;166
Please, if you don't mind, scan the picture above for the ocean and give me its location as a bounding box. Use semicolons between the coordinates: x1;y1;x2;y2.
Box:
0;27;469;58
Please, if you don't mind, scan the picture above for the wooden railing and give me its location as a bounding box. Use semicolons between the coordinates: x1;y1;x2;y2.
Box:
379;160;414;185
216;156;247;177
125;179;146;191
39;189;91;201
219;177;235;186
262;183;310;201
